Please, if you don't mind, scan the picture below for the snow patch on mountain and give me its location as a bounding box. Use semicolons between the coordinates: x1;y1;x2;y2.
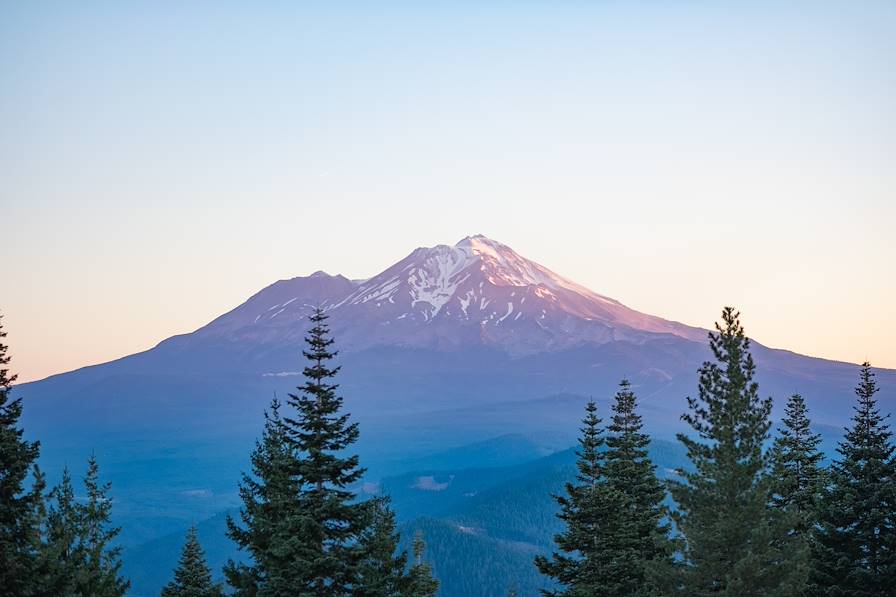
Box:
458;235;619;304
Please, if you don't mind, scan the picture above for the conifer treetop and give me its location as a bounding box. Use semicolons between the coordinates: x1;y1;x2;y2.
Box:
769;393;824;517
576;401;604;486
162;525;223;597
669;307;804;594
678;306;772;473
811;361;896;594
0;313;18;396
73;455;130;597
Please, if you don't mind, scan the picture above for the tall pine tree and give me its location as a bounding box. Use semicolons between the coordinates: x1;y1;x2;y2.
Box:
225;398;302;594
603;379;675;595
0;313;43;597
162;525;224;597
769;393;825;535
811;362;896;595
74;455;129;597
535;401;629;596
280;307;369;593
669;307;804;595
37;467;80;596
227;309;375;594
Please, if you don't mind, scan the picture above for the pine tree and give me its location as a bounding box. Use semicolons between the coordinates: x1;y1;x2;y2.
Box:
356;497;408;597
669;307;805;595
603;379;675;595
74;455;129;597
227;308;372;594
811;362;896;595
769;393;824;535
0;313;43;597
535;401;629;596
280;307;369;593
37;467;80;596
225;398;301;595
404;531;439;597
162;525;223;597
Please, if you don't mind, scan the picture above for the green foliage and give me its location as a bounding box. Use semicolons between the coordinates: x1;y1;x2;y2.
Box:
536;383;677;596
281;307;369;592
404;531;439;597
0;313;43;596
769;394;825;535
227;308;413;595
225;397;299;594
669;307;806;595
604;379;676;595
535;401;631;596
811;362;896;595
74;455;130;597
36;467;79;595
161;525;223;597
34;457;129;597
356;497;408;597
0;316;125;596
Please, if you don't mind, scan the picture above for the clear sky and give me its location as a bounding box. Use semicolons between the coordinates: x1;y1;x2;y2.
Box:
2;1;894;382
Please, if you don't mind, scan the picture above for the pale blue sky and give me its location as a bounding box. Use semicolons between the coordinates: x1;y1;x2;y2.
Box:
2;1;894;381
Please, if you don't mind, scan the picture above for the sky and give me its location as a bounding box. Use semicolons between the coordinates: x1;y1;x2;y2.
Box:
1;1;894;382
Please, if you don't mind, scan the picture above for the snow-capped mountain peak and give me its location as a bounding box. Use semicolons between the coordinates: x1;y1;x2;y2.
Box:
199;235;706;354
454;235;615;300
337;242;473;317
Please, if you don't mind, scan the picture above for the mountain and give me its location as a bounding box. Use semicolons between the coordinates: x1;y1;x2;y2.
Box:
25;234;890;422
16;234;895;595
184;234;705;358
